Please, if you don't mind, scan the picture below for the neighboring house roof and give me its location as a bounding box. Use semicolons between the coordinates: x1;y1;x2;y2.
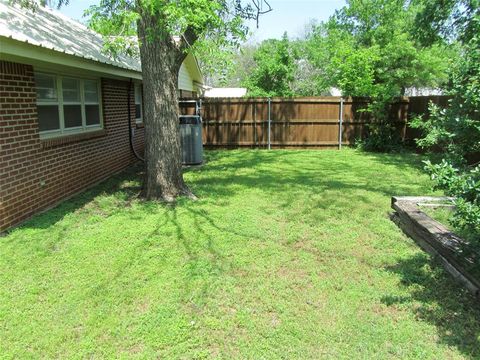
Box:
404;88;444;96
328;87;343;97
203;87;247;98
0;0;203;85
0;0;140;72
328;87;444;97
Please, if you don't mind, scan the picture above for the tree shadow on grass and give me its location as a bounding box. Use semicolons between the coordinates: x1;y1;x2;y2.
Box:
4;149;478;355
356;150;427;171
11;149;428;235
202;148;427;174
62;200;231;309
191;168;424;207
5;149;428;286
133;202;236;310
383;253;480;358
5;164;145;234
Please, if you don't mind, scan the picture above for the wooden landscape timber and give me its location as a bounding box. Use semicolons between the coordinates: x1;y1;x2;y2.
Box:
391;196;480;298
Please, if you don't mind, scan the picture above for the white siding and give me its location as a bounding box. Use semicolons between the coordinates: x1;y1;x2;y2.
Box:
178;61;194;91
178;53;203;93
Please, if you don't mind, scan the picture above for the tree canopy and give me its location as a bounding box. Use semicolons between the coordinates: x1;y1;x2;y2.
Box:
307;0;455;97
85;0;269;61
241;33;296;97
205;0;456;102
301;0;457;150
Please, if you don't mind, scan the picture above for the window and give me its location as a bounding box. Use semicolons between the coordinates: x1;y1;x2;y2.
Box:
134;83;143;123
84;80;101;126
35;73;102;137
62;77;82;129
36;73;60;132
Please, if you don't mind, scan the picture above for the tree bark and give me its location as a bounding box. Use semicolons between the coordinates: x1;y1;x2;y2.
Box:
137;12;194;201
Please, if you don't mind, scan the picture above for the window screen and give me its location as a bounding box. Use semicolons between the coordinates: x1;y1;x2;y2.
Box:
37;105;60;131
35;73;60;132
84;80;101;126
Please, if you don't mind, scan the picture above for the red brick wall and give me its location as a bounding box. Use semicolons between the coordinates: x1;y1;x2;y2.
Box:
0;60;144;231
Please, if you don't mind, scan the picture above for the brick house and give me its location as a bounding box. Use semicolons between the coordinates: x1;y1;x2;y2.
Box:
0;1;204;232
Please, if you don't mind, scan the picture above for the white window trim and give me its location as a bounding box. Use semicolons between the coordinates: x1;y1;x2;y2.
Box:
61;77;83;132
36;72;103;139
84;79;102;129
134;83;143;124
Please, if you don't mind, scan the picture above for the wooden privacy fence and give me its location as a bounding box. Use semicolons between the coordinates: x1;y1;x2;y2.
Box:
180;96;449;149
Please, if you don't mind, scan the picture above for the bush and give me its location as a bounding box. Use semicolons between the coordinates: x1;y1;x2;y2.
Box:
355;123;404;152
424;160;480;241
355;95;405;152
412;15;479;241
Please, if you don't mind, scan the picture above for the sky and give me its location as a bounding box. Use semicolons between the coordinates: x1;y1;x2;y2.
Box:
59;0;346;42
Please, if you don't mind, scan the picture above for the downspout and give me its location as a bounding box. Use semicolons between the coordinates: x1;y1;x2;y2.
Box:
127;79;144;162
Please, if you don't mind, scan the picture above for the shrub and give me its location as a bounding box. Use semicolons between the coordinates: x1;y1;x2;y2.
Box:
424;160;480;241
413;14;479;240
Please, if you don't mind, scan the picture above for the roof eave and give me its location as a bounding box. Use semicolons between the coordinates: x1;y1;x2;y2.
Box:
0;36;142;80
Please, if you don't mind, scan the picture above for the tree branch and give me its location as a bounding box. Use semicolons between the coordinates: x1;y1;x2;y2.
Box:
176;25;198;65
252;0;272;27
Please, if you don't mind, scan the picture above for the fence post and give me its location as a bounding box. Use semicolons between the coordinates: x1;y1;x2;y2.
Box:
338;97;344;150
253;101;257;147
268;98;271;150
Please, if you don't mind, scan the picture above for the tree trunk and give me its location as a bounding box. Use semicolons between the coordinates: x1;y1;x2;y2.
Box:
137;12;193;201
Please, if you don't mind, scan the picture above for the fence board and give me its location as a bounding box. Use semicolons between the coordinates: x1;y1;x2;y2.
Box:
179;96;450;149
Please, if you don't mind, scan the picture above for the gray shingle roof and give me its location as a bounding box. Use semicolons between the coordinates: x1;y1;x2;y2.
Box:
0;0;141;72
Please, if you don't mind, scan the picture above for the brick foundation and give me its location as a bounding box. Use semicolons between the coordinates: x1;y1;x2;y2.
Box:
0;60;144;231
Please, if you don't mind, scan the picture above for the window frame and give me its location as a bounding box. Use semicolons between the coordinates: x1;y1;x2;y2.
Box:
134;82;143;124
61;77;83;132
84;79;102;128
35;72;103;139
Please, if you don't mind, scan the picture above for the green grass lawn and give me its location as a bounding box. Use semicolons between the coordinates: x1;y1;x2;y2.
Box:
1;149;479;359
